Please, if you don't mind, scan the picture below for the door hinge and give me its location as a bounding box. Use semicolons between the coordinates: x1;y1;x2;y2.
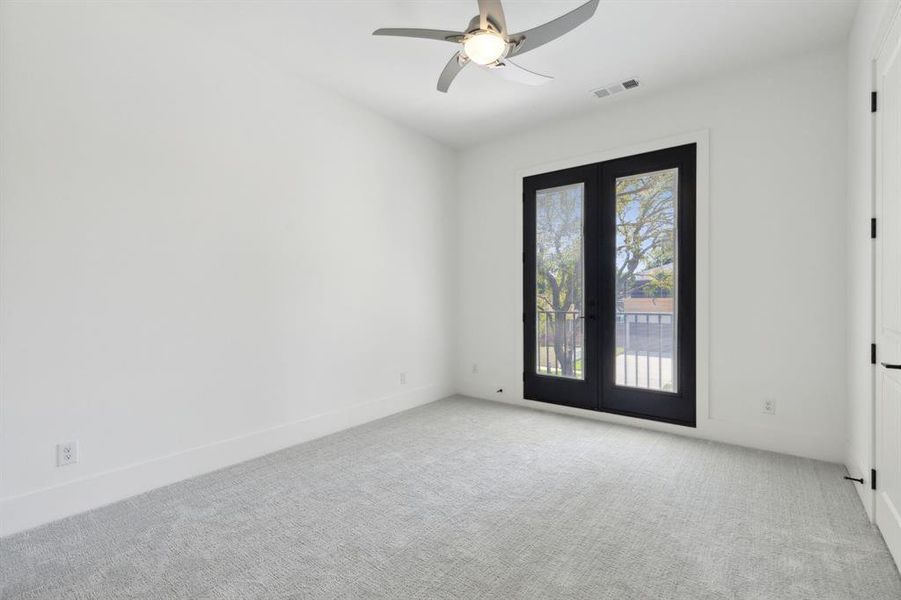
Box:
871;217;877;239
872;91;878;113
872;343;877;365
872;468;877;490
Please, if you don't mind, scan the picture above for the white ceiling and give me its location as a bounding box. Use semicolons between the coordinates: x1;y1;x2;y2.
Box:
166;0;858;148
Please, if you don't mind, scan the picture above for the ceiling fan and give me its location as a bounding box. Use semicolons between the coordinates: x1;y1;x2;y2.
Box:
373;0;600;93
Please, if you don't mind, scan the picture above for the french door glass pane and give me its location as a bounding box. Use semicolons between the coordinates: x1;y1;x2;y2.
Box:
615;169;678;391
535;183;585;379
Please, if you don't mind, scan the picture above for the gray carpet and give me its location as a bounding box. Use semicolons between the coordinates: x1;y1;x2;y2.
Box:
2;397;900;599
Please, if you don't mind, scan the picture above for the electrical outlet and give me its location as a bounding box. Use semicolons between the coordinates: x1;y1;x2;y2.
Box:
400;372;407;385
57;441;78;466
762;398;776;415
472;363;479;374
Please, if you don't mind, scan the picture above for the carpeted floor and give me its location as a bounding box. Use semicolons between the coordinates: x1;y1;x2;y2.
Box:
2;396;900;599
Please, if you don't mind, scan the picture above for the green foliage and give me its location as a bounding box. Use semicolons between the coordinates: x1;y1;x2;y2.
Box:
535;186;583;315
641;269;674;299
535;185;584;377
615;170;677;306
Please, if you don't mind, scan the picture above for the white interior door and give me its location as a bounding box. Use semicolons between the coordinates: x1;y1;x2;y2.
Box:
875;8;901;572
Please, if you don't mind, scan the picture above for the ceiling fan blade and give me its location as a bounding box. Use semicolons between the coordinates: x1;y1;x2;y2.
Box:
508;0;599;57
372;28;465;43
488;60;553;86
478;0;507;33
437;52;470;93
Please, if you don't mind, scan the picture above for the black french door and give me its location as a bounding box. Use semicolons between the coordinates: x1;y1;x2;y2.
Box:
523;144;696;426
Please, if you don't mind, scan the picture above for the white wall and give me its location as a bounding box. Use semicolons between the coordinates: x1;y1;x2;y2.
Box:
844;0;898;521
0;2;457;535
0;0;864;537
456;46;849;462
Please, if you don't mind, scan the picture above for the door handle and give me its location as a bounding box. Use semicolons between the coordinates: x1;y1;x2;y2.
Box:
881;362;901;370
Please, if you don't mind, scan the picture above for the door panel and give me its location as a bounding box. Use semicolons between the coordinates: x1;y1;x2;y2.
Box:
523;145;695;425
524;165;598;411
599;146;696;426
877;375;901;570
875;7;901;571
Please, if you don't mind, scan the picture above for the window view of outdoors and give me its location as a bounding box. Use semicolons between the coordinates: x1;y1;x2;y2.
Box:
615;169;678;391
536;183;585;379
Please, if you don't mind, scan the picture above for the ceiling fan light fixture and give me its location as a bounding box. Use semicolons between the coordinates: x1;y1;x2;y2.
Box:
463;31;507;65
373;0;600;92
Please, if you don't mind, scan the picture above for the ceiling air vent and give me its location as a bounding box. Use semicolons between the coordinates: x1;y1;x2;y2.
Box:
592;78;640;99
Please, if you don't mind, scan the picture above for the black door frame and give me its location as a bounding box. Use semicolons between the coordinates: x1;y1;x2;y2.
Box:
523;144;697;427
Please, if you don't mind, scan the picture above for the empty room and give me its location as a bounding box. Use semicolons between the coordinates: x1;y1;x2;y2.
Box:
3;0;901;597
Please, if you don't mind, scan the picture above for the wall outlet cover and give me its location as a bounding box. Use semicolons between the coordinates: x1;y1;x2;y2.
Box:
57;441;79;466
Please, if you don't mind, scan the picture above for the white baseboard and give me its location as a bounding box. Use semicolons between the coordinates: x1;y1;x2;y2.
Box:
0;383;451;537
466;389;843;463
845;445;875;522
